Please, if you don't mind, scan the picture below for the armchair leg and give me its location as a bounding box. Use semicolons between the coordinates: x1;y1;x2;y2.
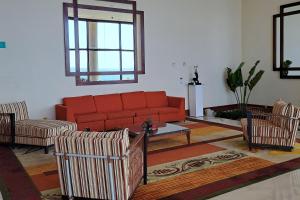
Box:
44;146;49;154
248;142;252;151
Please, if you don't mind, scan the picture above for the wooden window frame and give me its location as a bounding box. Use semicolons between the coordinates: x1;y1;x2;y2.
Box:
63;2;145;85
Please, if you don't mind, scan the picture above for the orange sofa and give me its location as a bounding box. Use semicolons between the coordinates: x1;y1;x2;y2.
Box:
55;91;185;131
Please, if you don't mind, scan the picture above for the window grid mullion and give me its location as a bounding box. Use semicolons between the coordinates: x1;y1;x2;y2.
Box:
86;21;90;81
119;23;123;80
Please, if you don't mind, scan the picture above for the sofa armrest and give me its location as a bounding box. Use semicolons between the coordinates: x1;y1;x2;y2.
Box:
55;104;75;122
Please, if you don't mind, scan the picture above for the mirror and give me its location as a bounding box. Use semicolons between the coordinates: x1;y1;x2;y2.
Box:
283;14;300;68
273;1;300;79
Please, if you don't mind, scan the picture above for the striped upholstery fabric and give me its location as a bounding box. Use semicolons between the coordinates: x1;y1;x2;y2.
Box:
241;119;293;147
15;120;77;138
0;101;77;147
0;115;12;143
15;136;55;147
55;129;132;200
0;101;29;121
60;129;129;140
241;101;300;149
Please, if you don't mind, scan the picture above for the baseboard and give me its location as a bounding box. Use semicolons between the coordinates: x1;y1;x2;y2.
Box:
205;104;272;112
186;104;273;116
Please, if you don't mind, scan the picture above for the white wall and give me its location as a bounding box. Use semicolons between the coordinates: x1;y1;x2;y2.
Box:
0;0;241;119
242;0;300;106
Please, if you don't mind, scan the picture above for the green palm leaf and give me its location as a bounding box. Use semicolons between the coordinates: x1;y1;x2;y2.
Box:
249;70;264;90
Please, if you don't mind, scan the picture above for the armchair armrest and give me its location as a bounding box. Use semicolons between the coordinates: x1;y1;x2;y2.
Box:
246;111;299;137
128;133;144;194
55;104;75;122
0;113;15;145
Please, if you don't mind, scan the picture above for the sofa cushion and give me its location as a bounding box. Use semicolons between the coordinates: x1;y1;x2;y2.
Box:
63;95;96;114
75;113;107;123
134;108;158;116
77;121;105;131
121;91;146;110
151;107;179;114
107;111;135;120
94;94;123;113
105;118;134;130
145;91;168;108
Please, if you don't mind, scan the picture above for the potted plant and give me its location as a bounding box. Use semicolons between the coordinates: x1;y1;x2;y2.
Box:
216;60;264;119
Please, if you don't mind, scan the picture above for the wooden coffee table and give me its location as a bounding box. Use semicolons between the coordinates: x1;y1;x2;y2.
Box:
127;123;191;184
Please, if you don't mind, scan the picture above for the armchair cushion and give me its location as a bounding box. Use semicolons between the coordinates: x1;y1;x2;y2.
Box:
0;101;29;121
145;91;168;108
16;119;77;138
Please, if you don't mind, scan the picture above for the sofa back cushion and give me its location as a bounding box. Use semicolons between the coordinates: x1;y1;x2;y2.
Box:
94;94;123;113
63;95;96;115
121;91;146;110
145;91;168;108
0;101;29;121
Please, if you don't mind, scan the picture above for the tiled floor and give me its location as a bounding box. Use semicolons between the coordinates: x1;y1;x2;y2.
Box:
209;169;300;200
190;116;241;127
191;116;300;200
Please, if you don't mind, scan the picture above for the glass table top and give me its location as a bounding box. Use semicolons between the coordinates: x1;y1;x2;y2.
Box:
128;123;190;137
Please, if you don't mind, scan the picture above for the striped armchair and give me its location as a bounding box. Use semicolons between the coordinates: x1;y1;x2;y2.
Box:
54;128;144;200
0;101;77;153
241;100;300;151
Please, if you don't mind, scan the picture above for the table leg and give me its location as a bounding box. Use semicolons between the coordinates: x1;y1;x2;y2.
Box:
143;133;148;185
186;130;191;144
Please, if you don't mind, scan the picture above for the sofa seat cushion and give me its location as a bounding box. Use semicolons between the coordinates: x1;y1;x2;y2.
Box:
94;94;123;113
63;95;96;115
107;111;135;120
15;119;77;138
75;113;107;123
145;91;168;108
134;108;158;116
77;121;105;132
105;118;134;130
121;91;147;110
151;107;179;114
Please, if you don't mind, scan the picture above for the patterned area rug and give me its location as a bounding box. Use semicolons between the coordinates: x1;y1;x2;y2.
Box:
12;121;300;200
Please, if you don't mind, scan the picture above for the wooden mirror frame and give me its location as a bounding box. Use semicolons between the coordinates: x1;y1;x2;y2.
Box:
273;1;300;78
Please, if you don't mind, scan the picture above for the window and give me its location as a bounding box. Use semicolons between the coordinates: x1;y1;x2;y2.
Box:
63;2;145;85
